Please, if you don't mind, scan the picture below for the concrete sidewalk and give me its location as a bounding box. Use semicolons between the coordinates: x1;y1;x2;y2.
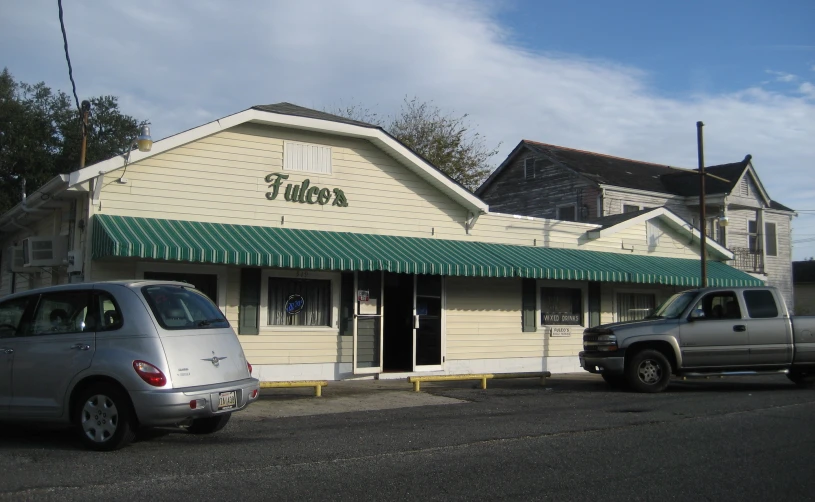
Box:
236;373;601;420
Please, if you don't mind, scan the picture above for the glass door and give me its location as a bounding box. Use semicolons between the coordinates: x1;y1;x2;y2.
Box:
413;275;443;371
353;271;383;374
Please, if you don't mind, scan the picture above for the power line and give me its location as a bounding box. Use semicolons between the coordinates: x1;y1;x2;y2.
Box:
57;0;80;112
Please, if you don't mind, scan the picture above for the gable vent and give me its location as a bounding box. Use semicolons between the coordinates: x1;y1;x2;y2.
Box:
740;177;749;197
284;141;332;175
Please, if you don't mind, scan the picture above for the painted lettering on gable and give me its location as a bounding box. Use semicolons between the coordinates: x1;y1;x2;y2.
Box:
264;173;349;207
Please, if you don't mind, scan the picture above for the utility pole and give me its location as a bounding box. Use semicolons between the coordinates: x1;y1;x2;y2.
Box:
697;121;707;287
79;100;91;168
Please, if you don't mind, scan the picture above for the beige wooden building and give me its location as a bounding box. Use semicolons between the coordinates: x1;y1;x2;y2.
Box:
0;103;762;381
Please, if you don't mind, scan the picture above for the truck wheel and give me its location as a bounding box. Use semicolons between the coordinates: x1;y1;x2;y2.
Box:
626;349;672;393
187;413;231;434
787;371;815;388
601;374;628;389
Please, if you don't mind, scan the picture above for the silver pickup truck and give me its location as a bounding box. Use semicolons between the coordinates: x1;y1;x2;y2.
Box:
579;286;815;392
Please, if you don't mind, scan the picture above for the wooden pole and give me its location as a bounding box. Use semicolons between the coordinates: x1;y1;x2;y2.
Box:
79;100;90;168
697;121;707;287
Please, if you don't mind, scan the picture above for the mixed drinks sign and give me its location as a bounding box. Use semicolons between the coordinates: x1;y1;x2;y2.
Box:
265;173;348;207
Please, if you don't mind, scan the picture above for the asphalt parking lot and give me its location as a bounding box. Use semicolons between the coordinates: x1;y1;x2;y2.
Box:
1;373;814;501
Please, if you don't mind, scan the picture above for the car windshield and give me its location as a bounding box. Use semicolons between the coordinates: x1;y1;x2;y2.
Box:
141;285;229;330
648;291;697;319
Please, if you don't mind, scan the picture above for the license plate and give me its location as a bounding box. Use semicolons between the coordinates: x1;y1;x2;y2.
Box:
218;391;237;410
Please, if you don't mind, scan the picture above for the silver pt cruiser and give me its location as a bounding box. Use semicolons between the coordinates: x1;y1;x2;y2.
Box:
0;280;260;451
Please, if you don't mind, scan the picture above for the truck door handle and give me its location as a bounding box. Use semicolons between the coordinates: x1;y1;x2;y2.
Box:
71;343;91;351
733;325;746;332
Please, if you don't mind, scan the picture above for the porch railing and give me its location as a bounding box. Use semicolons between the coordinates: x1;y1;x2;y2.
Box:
731;247;764;274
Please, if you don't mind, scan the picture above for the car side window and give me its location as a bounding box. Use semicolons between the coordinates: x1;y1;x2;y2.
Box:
28;291;93;336
0;296;32;338
690;291;741;320
96;291;124;331
743;290;779;318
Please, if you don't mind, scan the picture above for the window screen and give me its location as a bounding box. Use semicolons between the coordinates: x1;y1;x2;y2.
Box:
616;293;656;322
765;223;777;256
268;278;331;326
558;206;576;222
541;287;582;325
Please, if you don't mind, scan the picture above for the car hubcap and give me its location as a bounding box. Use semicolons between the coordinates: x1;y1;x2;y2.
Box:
637;359;662;385
81;394;119;443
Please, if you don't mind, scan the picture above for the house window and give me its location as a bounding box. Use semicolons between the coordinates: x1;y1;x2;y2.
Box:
623;204;640;213
748;220;758;253
524;158;535;180
284;140;332;175
616;293;655;322
765;222;777;256
540;287;583;325
267;278;331;326
558;204;576;222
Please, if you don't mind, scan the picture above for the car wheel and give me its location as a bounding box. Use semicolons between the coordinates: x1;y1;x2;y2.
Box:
626;349;672;393
787;371;815;388
601;374;628;389
187;413;231;434
74;383;136;451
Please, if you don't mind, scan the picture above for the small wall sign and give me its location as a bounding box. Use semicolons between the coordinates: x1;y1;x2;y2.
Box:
285;294;305;315
265;173;348;207
549;327;571;337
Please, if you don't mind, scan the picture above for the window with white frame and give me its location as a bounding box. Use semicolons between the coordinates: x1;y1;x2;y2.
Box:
267;277;331;326
284;140;332;175
748;220;759;253
765;222;777;256
557;204;576;222
616;292;656;322
540;287;583;325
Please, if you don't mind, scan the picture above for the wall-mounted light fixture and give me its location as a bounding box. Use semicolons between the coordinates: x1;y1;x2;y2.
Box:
117;124;153;184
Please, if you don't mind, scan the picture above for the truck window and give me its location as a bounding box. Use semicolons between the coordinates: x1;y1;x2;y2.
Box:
690;291;741;320
743;290;779;318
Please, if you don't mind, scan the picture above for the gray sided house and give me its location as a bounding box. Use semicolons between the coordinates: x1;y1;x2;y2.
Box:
476;141;796;308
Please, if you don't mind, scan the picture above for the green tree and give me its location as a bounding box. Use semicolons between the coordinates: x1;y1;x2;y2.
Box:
0;68;145;213
329;97;499;191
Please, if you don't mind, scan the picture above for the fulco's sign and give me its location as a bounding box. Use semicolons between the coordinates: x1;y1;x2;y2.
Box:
265;173;348;207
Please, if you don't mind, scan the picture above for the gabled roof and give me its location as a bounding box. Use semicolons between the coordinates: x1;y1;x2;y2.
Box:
793;261;815;284
63;103;488;215
252;103;380;129
478;141;793;212
585;206;733;261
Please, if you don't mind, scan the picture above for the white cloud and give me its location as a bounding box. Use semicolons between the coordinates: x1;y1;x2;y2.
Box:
766;70;798;82
1;0;814;258
800;82;815;99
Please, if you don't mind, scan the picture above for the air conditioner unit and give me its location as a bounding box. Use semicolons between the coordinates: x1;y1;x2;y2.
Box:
21;236;69;267
3;246;28;273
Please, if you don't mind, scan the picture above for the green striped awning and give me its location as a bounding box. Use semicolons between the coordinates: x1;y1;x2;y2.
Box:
92;214;764;287
92;214;513;277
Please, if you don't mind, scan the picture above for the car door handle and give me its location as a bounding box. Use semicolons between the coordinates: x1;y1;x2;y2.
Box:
1;348;12;354
71;343;91;351
733;325;746;332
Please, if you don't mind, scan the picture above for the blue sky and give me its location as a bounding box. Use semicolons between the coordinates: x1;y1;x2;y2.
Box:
499;0;815;96
1;0;814;258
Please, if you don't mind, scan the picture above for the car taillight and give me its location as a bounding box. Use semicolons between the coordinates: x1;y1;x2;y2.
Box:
247;361;253;375
133;360;167;387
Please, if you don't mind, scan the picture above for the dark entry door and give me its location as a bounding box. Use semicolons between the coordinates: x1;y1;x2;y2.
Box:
415;275;442;368
143;272;218;305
